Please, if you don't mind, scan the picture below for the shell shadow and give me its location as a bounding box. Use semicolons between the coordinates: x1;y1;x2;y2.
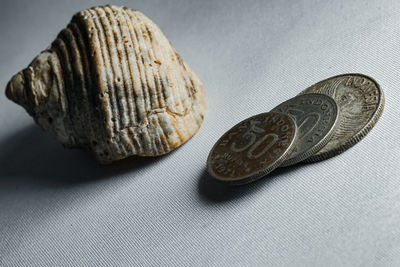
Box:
197;164;307;203
0;124;163;188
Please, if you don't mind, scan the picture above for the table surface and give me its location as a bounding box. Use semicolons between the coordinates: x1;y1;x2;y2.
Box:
1;0;400;266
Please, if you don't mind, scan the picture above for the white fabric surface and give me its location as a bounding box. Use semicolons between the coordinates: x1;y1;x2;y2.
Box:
1;0;400;266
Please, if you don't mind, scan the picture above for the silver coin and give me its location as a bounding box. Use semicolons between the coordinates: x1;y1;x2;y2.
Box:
271;93;340;167
207;112;298;185
299;74;384;162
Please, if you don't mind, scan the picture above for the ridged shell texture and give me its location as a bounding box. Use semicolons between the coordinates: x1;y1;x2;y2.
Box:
6;5;206;163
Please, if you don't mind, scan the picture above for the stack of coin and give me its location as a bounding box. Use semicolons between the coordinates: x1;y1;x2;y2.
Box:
207;74;384;185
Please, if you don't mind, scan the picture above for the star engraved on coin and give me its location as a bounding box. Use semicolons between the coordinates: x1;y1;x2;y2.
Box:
207;112;297;185
299;74;384;162
271;93;339;167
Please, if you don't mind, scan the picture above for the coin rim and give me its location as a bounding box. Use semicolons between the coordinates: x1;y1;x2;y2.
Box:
271;93;340;167
298;73;385;162
206;112;298;185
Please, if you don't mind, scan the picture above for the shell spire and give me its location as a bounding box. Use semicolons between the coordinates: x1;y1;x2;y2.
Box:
6;72;29;111
6;5;206;163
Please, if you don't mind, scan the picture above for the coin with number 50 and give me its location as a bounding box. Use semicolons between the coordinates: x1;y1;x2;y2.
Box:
207;112;297;185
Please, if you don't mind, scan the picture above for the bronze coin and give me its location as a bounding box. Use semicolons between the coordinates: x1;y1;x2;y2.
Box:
207;112;297;185
299;74;384;162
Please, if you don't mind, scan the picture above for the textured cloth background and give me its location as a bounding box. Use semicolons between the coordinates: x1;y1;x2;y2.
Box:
1;0;400;266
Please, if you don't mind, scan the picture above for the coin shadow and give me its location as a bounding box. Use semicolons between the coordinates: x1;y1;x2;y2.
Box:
0;124;164;189
197;164;306;203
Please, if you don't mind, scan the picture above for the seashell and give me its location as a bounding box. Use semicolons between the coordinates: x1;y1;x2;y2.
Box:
5;5;206;164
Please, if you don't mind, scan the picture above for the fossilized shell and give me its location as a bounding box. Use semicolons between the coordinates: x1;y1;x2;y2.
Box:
5;5;206;164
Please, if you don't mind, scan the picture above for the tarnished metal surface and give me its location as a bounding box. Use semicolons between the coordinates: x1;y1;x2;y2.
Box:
299;74;384;162
271;93;339;167
207;112;297;185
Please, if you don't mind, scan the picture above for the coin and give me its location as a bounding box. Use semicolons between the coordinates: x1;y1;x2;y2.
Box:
271;93;340;167
299;74;384;162
207;112;298;185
